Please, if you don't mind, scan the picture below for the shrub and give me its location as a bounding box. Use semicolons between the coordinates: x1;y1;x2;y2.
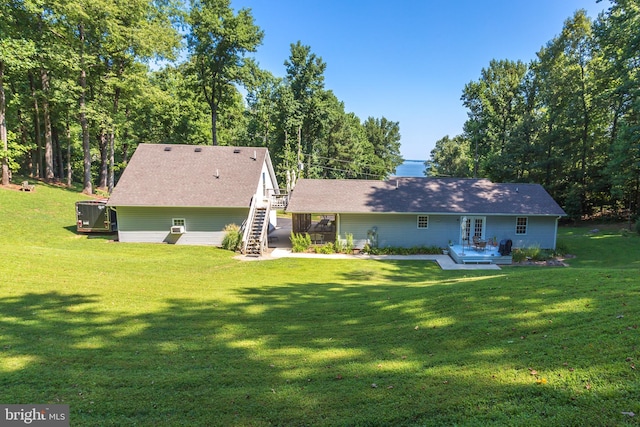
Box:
290;232;311;253
221;224;242;251
345;233;354;253
511;249;526;263
527;244;542;260
512;245;555;262
333;234;354;254
362;245;442;255
315;243;335;254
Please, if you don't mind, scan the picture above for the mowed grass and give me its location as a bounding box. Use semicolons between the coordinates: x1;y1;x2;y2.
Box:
1;183;639;426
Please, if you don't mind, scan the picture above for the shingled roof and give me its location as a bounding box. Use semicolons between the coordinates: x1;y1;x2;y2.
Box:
286;178;566;216
107;144;274;207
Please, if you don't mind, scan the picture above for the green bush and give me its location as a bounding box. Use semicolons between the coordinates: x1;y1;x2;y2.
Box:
333;234;354;254
345;233;354;253
362;245;442;255
290;232;311;253
221;224;242;251
511;249;526;263
512;245;555;262
315;243;335;254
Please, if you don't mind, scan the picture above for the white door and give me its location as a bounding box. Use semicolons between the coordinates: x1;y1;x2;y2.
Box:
460;216;486;244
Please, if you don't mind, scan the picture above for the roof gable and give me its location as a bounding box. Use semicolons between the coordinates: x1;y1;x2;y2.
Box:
107;144;276;207
286;178;566;216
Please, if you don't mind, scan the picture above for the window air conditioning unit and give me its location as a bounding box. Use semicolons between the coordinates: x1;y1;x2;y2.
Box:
170;225;185;234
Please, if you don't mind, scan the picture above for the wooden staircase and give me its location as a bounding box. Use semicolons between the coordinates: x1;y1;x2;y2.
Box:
244;205;269;256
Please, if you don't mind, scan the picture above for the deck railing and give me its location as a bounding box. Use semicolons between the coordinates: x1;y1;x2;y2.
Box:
269;189;289;209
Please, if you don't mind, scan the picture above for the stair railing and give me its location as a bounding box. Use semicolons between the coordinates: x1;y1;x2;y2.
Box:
241;196;258;254
256;198;272;255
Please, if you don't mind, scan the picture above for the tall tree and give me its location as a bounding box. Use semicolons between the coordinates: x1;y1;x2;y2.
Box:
428;135;472;177
535;10;603;217
284;41;327;170
596;0;640;216
363;116;403;178
461;59;528;179
0;1;35;185
187;0;263;145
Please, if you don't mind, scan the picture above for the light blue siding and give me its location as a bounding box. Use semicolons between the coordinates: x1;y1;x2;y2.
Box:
485;216;559;249
338;213;459;248
338;213;559;249
116;206;249;245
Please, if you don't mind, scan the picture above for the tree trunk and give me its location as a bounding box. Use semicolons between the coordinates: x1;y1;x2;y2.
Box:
108;129;115;193
66;117;72;187
121;106;130;166
79;23;92;195
211;103;218;146
98;127;108;190
53;125;63;179
29;73;43;178
0;61;8;186
544;121;554;187
108;67;121;193
41;69;54;181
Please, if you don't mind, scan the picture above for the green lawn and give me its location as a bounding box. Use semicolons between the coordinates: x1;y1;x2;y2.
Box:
1;183;639;426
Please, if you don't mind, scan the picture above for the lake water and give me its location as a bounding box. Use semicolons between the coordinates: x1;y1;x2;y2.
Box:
394;160;426;177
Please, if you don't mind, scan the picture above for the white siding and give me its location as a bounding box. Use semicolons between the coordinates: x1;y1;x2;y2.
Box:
258;160;277;198
116;206;249;245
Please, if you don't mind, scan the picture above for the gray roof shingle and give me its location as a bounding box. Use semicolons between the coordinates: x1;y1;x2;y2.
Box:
286;178;566;216
107;144;271;207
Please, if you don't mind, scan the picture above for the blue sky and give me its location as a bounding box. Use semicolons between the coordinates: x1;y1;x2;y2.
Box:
230;0;608;160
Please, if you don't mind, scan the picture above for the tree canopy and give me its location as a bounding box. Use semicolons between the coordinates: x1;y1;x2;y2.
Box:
0;0;404;194
430;2;640;220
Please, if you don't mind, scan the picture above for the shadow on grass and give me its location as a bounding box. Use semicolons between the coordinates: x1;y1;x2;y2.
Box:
61;224;117;241
1;272;638;426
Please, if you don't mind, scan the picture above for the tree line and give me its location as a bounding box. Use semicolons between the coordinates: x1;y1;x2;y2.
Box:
428;1;640;220
0;0;403;194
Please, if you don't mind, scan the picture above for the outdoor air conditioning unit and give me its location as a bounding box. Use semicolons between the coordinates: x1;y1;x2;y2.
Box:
170;225;185;234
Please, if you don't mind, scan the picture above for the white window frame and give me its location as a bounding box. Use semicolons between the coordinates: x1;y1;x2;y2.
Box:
172;218;186;229
417;215;429;229
515;217;528;235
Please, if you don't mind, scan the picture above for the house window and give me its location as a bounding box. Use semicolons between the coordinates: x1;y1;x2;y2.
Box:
172;218;186;229
516;217;528;235
417;215;429;229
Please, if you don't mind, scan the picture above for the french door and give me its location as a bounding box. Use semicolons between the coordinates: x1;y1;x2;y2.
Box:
460;216;485;244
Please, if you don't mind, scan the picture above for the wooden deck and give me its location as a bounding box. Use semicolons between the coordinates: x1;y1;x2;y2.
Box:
448;244;512;265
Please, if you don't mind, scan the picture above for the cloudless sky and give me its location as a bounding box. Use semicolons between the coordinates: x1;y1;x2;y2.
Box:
230;0;609;160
